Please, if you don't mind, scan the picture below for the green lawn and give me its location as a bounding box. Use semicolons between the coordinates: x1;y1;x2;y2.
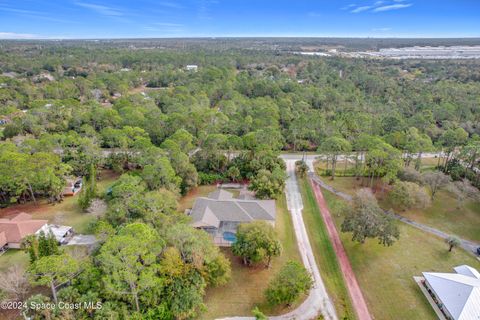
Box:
299;178;356;320
321;188;480;320
318;176;480;242
315;156;441;178
380;189;480;242
200;194;302;319
0;250;29;272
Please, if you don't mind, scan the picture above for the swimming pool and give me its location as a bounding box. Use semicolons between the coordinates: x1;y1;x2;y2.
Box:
223;232;237;243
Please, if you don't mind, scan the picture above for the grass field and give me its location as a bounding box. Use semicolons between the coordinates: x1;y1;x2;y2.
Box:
320;188;480;320
315;156;441;177
299;178;356;320
380;189;480;242
318;176;480;242
200;193;302;319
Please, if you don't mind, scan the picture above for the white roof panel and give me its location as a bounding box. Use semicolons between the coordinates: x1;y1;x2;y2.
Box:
423;266;480;320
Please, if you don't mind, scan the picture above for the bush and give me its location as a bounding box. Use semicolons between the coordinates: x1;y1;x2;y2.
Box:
389;181;430;210
397;167;423;184
265;261;312;306
198;172;225;185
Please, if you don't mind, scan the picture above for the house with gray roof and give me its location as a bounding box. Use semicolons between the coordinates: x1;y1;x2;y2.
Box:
415;265;480;320
187;189;276;246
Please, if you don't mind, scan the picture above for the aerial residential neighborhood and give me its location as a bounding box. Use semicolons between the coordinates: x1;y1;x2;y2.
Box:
0;1;480;320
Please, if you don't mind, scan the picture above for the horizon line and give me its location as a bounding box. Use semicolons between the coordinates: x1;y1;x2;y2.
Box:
1;36;480;41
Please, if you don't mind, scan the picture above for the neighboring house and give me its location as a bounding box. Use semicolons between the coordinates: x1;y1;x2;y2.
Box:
415;265;480;320
0;213;48;249
186;65;198;72
187;189;276;246
0;232;7;253
0;212;74;250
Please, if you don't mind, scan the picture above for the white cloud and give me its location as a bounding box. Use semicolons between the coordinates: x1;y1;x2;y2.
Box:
74;2;123;16
0;32;38;39
372;27;392;31
351;6;373;13
346;1;412;14
341;4;356;10
373;3;412;12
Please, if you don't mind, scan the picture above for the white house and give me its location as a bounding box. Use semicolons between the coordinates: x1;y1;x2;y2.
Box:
415;265;480;320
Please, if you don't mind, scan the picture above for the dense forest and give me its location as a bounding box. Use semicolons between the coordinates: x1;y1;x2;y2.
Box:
1;39;480;319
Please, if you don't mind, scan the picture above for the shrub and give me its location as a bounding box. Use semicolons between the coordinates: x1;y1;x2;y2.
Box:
265;261;312;306
397;167;423;184
389;181;431;210
198;172;225;185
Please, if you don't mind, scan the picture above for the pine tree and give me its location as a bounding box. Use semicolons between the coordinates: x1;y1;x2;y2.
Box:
78;164;97;211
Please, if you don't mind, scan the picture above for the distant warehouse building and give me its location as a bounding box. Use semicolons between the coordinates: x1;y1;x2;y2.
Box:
415;265;480;320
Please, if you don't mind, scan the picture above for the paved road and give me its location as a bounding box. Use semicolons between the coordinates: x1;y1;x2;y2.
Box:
309;177;372;320
217;159;338;320
310;174;480;256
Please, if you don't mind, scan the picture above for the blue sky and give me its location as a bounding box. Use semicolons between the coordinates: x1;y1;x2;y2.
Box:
0;0;479;39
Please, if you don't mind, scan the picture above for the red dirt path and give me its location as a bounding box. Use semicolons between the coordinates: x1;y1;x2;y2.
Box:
309;178;372;320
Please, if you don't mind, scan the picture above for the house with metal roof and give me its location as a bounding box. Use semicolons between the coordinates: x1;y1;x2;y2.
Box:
415;265;480;320
187;189;276;246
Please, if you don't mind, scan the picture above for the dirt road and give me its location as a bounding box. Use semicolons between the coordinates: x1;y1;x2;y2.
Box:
309;178;372;320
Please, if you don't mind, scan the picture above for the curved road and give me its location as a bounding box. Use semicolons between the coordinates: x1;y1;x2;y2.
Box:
217;159;338;320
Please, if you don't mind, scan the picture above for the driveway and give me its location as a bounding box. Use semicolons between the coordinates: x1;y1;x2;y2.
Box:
66;235;98;246
217;159;338;320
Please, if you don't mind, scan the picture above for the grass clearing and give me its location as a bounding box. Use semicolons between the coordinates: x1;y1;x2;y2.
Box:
316;176;480;242
315;156;441;178
379;189;480;242
299;178;356;319
321;189;480;320
200;193;302;319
